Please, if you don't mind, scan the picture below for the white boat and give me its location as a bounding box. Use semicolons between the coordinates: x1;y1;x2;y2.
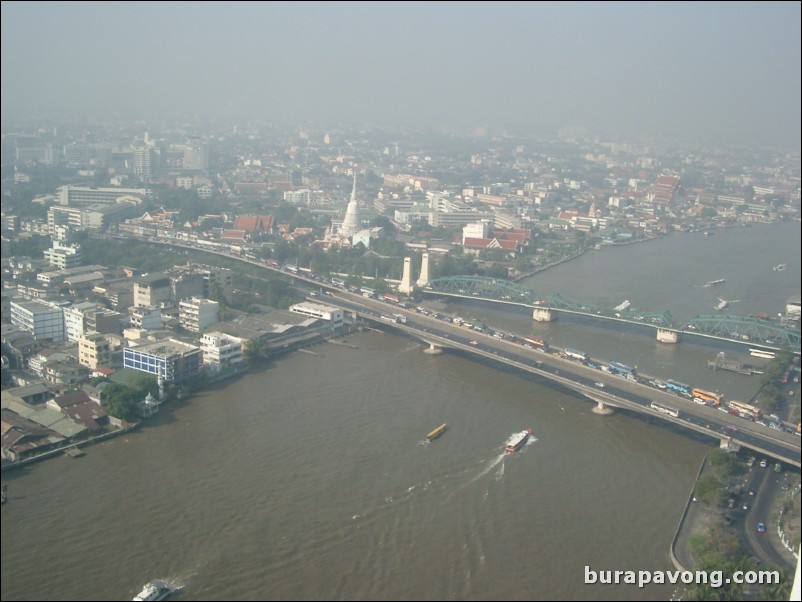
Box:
703;279;726;287
614;300;631;312
749;348;776;359
505;428;532;453
715;298;729;311
773;264;786;272
133;580;179;602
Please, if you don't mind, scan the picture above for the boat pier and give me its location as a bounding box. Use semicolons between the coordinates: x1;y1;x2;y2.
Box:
707;352;753;375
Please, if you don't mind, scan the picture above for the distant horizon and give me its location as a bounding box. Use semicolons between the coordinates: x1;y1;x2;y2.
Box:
2;2;800;149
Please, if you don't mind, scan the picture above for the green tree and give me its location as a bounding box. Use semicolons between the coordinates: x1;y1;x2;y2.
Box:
100;382;139;421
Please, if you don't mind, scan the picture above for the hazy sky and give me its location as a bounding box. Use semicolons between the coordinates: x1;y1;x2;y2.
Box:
2;1;800;147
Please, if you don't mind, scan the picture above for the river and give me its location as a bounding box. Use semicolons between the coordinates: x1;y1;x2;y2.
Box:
1;221;798;601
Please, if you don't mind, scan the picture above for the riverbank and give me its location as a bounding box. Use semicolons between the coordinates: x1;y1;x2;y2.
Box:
510;233;666;282
0;420;140;474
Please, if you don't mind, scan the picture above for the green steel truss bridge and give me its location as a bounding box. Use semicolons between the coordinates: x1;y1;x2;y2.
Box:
422;276;800;354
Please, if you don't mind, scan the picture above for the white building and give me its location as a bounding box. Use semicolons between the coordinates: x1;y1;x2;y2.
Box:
57;185;152;206
44;242;81;269
128;306;162;330
199;331;243;372
10;299;65;342
289;302;344;328
462;221;491;244
179;297;219;332
63;301;101;342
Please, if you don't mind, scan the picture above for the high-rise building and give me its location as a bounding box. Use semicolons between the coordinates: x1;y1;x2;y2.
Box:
183;136;209;171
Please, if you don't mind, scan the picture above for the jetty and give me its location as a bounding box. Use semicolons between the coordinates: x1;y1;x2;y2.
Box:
707;352;753;375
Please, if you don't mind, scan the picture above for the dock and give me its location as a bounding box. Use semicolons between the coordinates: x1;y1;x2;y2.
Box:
64;447;85;458
707;352;753;375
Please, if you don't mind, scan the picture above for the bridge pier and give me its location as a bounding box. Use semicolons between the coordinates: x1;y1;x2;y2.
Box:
657;328;679;343
423;342;443;355
592;400;614;415
533;308;555;322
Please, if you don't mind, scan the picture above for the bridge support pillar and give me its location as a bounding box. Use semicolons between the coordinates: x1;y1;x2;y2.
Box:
656;328;679;344
423;342;443;355
533;308;555;322
592;400;614;416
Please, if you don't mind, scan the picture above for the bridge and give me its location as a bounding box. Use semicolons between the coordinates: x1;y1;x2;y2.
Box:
353;309;801;468
422;276;800;354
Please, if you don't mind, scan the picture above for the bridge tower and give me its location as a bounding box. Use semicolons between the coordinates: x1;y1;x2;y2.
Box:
533;308;555;322
656;328;679;343
398;257;414;294
417;252;430;287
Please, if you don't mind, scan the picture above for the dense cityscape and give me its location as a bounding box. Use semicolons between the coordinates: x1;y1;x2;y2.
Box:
2;116;800;600
2;3;800;601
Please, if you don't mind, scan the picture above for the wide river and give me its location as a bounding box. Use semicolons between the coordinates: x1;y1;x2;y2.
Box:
1;221;799;601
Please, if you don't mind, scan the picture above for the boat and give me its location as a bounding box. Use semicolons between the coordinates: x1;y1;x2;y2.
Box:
715;298;729;311
427;423;448;441
133;580;179;602
614;300;631;312
504;428;532;454
749;348;776;359
703;279;726;287
773;264;786;272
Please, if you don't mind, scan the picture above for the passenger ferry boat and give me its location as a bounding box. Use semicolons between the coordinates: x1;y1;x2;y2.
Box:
133;580;179;602
427;423;448;441
614;300;631;312
749;348;776;359
505;428;532;454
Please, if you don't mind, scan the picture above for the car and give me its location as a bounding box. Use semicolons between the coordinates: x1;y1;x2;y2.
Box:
747;456;756;467
749;489;755;496
743;503;749;511
760;459;768;468
757;522;766;534
594;382;605;388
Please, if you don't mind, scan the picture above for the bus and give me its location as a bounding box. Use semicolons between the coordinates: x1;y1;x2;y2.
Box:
383;293;400;304
666;380;691;396
650;401;679;418
608;362;636;379
523;337;549;350
331;278;346;288
564;348;588;361
691;388;723;407
728;400;762;419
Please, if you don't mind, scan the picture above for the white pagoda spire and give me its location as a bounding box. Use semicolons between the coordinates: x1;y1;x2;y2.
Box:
340;170;361;237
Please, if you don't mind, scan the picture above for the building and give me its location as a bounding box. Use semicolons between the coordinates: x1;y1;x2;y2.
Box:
128;306;163;331
199;331;243;372
134;273;172;307
10;299;65;342
43;242;82;269
63;301;102;342
78;332;113;370
183;137;209;171
179;297;219;332
288;302;344;328
57;185;152;206
123;338;202;383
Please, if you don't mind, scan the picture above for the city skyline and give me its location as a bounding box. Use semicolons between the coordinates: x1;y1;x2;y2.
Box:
1;1;801;149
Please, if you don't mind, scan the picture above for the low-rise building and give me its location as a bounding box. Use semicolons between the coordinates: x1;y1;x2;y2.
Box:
123;338;202;384
199;331;243;372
